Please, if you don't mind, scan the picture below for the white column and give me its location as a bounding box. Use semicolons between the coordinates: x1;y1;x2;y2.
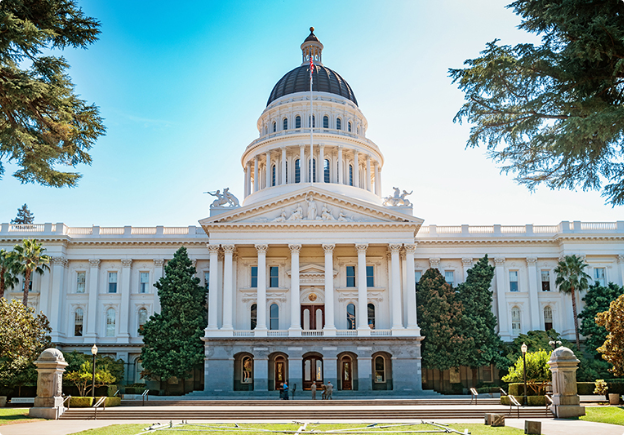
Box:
299;145;306;183
356;243;369;334
206;244;220;330
281;147;287;185
255;244;268;336
338;146;343;184
377;167;382;196
48;256;67;342
373;161;380;196
289;244;302;336
462;258;472;282
390;244;404;330
85;259;100;339
366;155;371;191
353;150;360;188
253;155;259;192
153;259;164;314
404;244;418;330
244;163;251;197
118;259;132;343
618;254;624;286
221;245;235;331
319;145;325;183
323;244;336;335
527;257;541;330
265;151;271;188
494;257;509;337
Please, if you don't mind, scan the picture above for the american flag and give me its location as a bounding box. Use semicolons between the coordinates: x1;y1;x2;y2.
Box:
309;53;315;79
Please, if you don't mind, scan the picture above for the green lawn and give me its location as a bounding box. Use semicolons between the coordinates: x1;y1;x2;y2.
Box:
580;406;624;426
0;408;44;426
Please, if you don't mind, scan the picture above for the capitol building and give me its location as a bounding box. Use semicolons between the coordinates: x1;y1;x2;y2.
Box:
2;29;624;396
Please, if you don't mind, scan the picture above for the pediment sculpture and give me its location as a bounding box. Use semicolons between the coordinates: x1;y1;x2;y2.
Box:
383;187;412;207
271;197;356;223
206;188;240;208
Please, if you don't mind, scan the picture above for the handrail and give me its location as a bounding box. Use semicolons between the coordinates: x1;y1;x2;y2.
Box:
545;394;554;413
55;395;71;420
141;389;150;406
93;396;106;420
499;387;508;396
508;394;521;418
113;390;120;397
469;387;479;405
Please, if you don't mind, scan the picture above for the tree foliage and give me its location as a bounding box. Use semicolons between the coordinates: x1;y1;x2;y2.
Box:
502;349;552;395
554;254;589;350
456;255;508;372
450;0;624;205
0;249;19;298
506;329;567;364
0;0;105;187
12;239;50;306
10;204;34;224
140;247;207;384
0;298;51;388
579;282;624;358
417;268;468;371
596;294;624;377
63;350;125;385
64;360;115;397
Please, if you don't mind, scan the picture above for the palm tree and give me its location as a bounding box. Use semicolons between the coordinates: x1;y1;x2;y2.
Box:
13;239;50;306
555;254;590;350
0;249;20;298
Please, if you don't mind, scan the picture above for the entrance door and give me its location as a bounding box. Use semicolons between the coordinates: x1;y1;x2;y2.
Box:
275;357;286;390
301;305;325;330
303;355;323;390
341;356;353;390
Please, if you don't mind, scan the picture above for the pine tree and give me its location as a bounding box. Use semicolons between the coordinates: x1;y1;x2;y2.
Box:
456;255;507;384
579;282;624;358
11;204;34;225
139;247;207;390
417;268;467;371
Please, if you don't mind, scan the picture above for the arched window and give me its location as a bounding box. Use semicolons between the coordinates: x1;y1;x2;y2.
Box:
283;118;288;130
367;303;375;329
323;115;329;129
242;356;253;384
138;308;148;332
349;164;354;186
336;118;342;130
251;304;257;330
106;308;116;337
264;125;268;135
271;165;276;187
272;121;276;132
324;159;330;183
511;307;521;334
295;115;301;129
74;308;84;337
347;303;356;330
544;306;553;331
348;121;352;132
270;303;279;330
374;356;385;383
309;158;316;182
134;358;145;384
295;159;301;183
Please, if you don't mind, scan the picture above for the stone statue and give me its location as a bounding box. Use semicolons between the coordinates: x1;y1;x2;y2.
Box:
306;196;318;220
287;204;303;221
223;188;240;207
321;204;335;221
383;187;413;207
272;209;287;222
338;211;354;222
400;190;413;207
206;188;240;208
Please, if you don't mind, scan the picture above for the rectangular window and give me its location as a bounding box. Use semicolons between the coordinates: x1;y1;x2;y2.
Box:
251;266;258;288
444;270;454;287
541;270;550;291
108;272;118;293
415;271;422;290
509;271;519;292
139;272;149;293
21;279;33;292
204;271;210;290
346;266;356;287
511;308;521;334
270;266;279;288
366;265;374;287
482;365;493;383
594;268;606;286
76;272;86;294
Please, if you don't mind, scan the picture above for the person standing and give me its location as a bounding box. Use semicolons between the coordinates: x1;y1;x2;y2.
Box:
311;382;317;400
283;381;289;400
325;381;333;400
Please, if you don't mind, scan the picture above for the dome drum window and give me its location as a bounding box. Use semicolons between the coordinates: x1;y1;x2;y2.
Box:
283;118;288;130
295;116;301;129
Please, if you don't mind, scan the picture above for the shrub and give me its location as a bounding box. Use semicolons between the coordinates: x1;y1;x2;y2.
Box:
500;395;523;406
70;397;93;407
509;383;540;396
527;396;546;406
103;397;121;407
607;381;624;395
577;382;596;395
594;379;608;395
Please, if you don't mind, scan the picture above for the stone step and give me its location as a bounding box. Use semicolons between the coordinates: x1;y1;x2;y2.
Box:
121;398;502;407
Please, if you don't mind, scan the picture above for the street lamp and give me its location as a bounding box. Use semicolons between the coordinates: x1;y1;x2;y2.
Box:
548;340;562;350
91;344;98;399
521;342;528;406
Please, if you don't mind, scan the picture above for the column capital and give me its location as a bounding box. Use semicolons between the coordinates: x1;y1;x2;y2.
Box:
255;244;268;254
618;254;624;263
88;259;100;268
462;257;473;266
526;257;538;265
191;259;197;268
355;243;368;253
404;244;417;254
207;244;220;254
429;257;440;268
389;243;402;254
121;259;133;268
322;244;335;253
288;244;302;253
494;257;506;265
222;244;236;254
51;256;68;267
153;259;164;267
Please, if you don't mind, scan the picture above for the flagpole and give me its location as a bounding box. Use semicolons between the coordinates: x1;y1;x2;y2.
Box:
309;51;314;185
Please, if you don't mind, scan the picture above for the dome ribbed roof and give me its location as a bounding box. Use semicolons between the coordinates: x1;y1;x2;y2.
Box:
267;65;358;107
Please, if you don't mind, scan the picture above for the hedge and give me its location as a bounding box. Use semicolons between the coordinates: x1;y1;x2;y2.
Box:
577;382;595;395
607;381;624;395
70;397;93;407
500;395;546;407
509;383;541;396
500;395;523;406
508;381;613;396
103;397;121;407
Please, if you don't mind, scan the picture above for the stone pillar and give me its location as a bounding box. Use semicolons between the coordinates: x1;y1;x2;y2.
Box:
527;257;541;330
390;244;404;330
373;162;380;196
29;349;68;419
618;254;624;286
323;244;336;335
319;145;325;183
548;347;585;417
299;145;306;183
357;355;372;392
255;244;268;336
366;155;371;191
378;167;383;196
288;354;303;393
49;257;67;342
206;244;220;330
85;259;100;339
265;151;271;188
118;259;132;343
255;355;269;392
404;244;418;330
462;258;472;282
356;244;369;335
254;155;259;192
353;150;360;188
289;244;302;336
281;147;287;185
221;245;235;331
153;259;164;314
244;162;249;197
324;352;338;391
494;258;509;337
338;146;343;184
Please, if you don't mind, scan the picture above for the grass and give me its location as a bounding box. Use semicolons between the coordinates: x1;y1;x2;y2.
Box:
0;408;44;426
70;422;526;434
580;406;624;426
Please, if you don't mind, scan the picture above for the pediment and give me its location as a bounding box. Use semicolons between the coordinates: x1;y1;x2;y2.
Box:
199;186;424;228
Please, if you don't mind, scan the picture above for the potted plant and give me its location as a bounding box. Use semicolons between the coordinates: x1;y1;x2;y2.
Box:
609;393;621;405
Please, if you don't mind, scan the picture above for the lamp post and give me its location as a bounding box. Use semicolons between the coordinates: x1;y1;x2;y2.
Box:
521;342;527;406
548;340;562;350
91;344;98;399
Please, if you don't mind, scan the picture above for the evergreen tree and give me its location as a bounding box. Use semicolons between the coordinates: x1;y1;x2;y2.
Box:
417;268;467;371
12;239;50;306
554;255;590;350
140;247;207;390
0;249;19;299
456;255;507;384
11;204;34;225
579;283;624;358
0;0;105;187
597;294;624;377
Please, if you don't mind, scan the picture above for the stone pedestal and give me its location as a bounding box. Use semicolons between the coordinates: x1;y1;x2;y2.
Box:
547;346;585;418
29;348;69;419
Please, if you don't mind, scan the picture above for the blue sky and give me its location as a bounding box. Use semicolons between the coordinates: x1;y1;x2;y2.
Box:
1;0;621;226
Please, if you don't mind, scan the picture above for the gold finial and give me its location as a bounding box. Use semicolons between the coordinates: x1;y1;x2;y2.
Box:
310;27;314;32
